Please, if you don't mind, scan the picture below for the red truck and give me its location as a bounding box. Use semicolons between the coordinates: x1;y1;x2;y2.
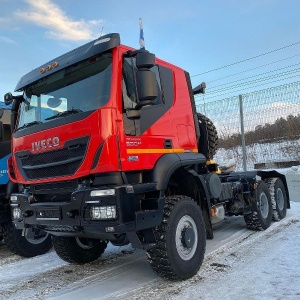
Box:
5;33;289;280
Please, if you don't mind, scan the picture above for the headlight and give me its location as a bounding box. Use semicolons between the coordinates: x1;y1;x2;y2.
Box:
90;189;115;197
90;206;116;220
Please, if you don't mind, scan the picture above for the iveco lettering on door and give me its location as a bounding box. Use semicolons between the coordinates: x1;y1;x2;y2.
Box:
31;137;60;151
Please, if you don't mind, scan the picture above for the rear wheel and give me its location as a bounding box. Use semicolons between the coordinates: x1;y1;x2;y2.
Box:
3;222;52;257
197;113;218;159
147;195;206;280
265;178;287;221
244;181;272;230
52;236;108;264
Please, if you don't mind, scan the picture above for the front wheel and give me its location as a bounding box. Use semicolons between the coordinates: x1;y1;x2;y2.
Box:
52;236;108;264
3;222;52;257
147;195;206;280
244;181;272;230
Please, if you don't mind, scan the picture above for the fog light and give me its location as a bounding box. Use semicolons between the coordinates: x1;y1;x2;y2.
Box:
90;206;116;220
90;189;115;197
12;207;22;220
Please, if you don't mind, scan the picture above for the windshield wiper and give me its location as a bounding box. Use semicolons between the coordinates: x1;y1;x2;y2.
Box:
17;121;43;131
45;108;83;121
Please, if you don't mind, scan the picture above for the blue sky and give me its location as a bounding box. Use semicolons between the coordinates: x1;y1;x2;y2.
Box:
1;0;300;104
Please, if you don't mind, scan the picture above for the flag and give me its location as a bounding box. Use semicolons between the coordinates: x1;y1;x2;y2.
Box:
139;18;145;50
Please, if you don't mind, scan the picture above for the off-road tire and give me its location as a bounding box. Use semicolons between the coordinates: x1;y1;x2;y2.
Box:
202;207;214;239
52;236;108;264
2;222;52;257
244;181;272;230
264;178;287;221
147;195;206;280
197;113;218;159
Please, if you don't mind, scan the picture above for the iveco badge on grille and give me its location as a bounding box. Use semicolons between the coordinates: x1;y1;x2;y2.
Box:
31;137;60;151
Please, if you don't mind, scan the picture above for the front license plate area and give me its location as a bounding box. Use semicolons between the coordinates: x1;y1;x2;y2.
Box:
36;207;61;220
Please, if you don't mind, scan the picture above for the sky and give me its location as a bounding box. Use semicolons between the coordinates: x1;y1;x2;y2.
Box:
1;0;300;104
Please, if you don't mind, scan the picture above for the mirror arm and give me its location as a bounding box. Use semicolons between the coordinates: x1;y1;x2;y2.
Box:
192;82;206;95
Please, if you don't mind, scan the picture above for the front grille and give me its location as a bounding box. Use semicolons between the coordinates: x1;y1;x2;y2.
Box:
16;136;89;180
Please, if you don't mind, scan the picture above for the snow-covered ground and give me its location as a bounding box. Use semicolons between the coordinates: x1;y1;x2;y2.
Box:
0;166;299;300
214;139;300;171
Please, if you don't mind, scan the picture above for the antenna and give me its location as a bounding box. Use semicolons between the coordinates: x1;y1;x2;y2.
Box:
139;18;145;50
99;27;104;37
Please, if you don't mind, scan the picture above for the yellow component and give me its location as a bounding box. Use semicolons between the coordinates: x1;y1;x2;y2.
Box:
126;148;198;154
206;159;221;174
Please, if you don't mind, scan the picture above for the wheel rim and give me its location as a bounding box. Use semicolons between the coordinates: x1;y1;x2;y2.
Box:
259;192;269;219
175;215;198;261
75;237;93;249
25;229;49;245
276;188;284;211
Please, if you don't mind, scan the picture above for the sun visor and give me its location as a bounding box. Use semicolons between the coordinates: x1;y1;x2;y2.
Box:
15;33;120;92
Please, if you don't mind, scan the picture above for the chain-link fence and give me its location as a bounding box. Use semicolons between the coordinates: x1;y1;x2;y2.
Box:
196;81;300;171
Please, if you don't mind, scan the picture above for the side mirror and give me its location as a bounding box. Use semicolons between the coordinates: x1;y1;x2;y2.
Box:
4;92;14;105
4;92;27;105
3;93;23;132
135;69;158;109
136;52;155;69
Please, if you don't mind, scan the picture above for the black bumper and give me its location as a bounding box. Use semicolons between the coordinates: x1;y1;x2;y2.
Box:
10;184;164;239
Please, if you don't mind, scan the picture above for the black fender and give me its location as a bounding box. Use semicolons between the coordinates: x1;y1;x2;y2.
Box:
152;153;213;238
153;153;206;191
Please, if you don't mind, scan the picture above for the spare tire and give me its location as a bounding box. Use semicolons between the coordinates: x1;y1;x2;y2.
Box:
197;113;218;159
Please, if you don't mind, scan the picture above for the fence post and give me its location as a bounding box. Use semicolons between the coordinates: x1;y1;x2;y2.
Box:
239;94;247;171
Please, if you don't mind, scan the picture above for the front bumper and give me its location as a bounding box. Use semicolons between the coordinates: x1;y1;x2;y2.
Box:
10;184;164;239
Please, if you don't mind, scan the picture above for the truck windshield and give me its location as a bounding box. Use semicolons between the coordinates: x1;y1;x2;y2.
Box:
17;52;112;129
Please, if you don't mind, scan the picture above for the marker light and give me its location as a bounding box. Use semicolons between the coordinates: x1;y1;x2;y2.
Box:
40;68;45;74
10;195;18;202
90;189;115;197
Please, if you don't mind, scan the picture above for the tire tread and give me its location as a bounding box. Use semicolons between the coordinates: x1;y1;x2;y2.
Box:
147;195;206;280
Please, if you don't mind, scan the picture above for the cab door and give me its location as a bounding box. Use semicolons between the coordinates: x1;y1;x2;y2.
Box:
119;54;175;171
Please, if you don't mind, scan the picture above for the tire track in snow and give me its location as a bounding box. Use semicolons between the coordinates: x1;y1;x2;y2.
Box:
0;245;136;300
1;203;299;300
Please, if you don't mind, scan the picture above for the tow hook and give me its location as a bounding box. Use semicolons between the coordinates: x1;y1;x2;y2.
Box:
66;210;79;218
